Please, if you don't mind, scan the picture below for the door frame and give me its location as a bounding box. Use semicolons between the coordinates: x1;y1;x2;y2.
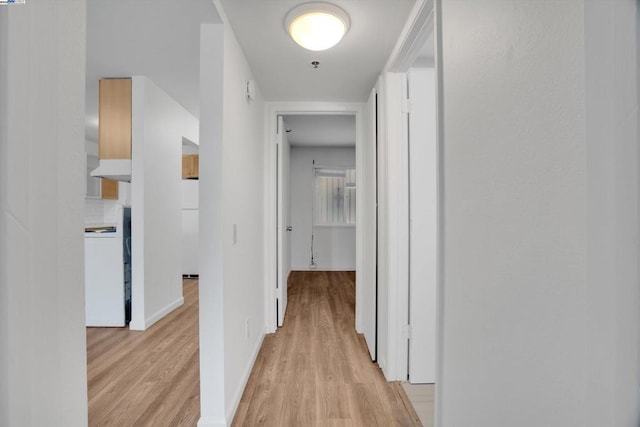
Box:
275;115;291;326
378;0;439;384
264;102;365;333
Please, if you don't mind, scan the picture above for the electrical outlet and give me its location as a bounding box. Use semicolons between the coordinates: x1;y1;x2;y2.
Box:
245;318;250;339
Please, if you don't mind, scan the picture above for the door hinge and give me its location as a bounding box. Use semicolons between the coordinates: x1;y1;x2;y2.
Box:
403;324;413;339
401;98;412;114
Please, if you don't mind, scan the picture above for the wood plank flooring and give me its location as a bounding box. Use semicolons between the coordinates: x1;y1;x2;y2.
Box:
86;279;200;427
402;383;435;427
233;271;422;427
87;273;421;426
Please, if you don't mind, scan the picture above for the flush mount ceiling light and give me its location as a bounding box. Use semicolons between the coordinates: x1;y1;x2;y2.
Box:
285;2;350;51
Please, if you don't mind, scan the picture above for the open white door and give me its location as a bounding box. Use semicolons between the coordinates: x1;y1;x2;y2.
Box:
277;116;291;326
361;88;378;360
408;67;437;383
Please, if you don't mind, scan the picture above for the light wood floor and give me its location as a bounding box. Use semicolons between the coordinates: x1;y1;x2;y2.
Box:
86;279;200;426
87;274;421;426
233;271;422;427
402;383;434;427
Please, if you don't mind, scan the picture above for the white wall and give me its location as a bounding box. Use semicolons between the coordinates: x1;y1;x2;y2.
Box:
130;76;199;330
199;8;267;424
0;1;88;426
584;1;640;426
437;1;638;426
221;25;266;421
0;9;7;423
440;2;586;424
198;22;226;427
290;147;356;271
86;139;99;156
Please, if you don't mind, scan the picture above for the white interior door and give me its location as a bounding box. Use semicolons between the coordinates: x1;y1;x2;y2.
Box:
408;67;437;383
277;116;291;326
362;88;378;360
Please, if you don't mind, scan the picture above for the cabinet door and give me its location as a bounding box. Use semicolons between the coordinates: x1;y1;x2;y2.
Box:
182;155;192;179
182;154;199;179
99;78;132;160
192;155;199;177
101;179;119;200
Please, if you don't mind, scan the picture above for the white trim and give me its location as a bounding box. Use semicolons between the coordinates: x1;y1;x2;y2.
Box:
224;331;266;424
263;103;274;333
197;417;227;427
212;0;229;25
395;73;411;380
377;0;438;386
433;1;444;425
265;102;365;334
130;296;184;331
264;107;277;333
378;72;410;380
384;0;435;72
374;75;387;372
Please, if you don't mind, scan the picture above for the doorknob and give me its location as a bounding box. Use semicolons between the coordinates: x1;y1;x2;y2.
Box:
285;226;293;231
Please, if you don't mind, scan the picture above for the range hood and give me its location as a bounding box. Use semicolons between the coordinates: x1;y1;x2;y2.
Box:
90;159;131;182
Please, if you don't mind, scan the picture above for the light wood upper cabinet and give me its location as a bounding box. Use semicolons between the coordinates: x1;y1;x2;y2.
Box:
182;155;199;179
99;79;132;160
101;178;119;200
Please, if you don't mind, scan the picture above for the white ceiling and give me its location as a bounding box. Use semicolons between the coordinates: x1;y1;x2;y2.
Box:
85;0;221;142
283;115;355;147
219;0;417;102
85;0;422;142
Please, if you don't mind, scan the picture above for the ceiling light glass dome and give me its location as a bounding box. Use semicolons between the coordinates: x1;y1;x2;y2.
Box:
286;3;350;51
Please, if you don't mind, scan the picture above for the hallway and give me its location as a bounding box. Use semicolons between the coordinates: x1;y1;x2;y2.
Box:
233;271;421;426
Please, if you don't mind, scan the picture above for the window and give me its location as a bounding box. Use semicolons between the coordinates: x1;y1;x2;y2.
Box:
314;167;356;226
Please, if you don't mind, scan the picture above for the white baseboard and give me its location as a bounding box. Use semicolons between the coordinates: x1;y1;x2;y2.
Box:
291;266;356;271
225;330;266;423
130;296;184;331
196;417;227;427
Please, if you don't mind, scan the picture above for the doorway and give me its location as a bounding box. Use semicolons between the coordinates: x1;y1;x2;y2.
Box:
265;105;375;351
83;0;215;423
380;2;438;424
275;113;360;326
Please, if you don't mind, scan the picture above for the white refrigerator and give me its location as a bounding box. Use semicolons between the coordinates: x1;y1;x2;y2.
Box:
181;180;199;275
